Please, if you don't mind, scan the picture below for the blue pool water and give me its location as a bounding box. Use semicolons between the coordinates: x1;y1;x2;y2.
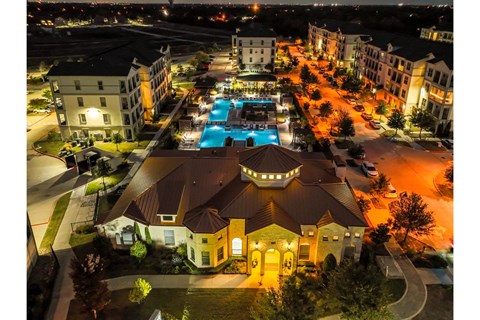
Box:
198;124;280;148
209;98;272;122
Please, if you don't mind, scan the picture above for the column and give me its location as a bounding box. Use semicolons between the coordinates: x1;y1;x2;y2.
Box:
260;251;266;276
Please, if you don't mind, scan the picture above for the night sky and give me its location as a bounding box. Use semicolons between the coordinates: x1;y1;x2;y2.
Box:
32;1;454;5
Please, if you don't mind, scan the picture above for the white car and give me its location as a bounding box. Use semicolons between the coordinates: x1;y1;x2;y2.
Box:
347;98;356;105
384;183;398;198
32;108;51;114
369;120;382;129
361;161;378;177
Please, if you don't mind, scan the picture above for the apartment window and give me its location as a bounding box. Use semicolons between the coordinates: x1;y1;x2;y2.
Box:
354;233;361;238
261;49;264;54
249;40;253;45
344;232;351;238
218;234;223;241
164;230;175;246
322;235;329;241
74;80;81;90
190;247;195;262
301;231;305;236
100;97;107;107
442;108;450;120
124;114;131;125
387;68;391;76
308;231;314;237
98;81;104;90
103;114;110;124
77;97;84;107
333;236;339;242
404;76;409;85
433;71;441;83
121;97;128;110
217;247;224;261
406;62;411;71
120;80;126;93
299;244;310;260
239;40;242;46
427;68;433;78
401;90;406;99
271;40;275;46
249;49;253;54
79;114;86;124
261;40;264;45
249;57;252;63
261;58;264;63
202;238;208;244
201;251;210;266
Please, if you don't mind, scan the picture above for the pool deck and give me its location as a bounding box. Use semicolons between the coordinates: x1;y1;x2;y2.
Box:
178;94;296;151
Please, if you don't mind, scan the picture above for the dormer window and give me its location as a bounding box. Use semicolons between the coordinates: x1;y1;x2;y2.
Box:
161;215;174;222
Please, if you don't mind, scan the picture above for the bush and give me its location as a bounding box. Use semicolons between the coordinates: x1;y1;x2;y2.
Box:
405;248;416;258
348;144;365;159
223;259;247;274
47;130;62;142
412;254;448;269
75;224;95;234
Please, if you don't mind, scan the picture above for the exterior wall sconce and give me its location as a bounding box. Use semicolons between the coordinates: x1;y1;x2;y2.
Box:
287;243;291;251
255;242;259;250
252;257;258;269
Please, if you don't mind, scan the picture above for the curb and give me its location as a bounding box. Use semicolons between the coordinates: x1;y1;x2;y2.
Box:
31;145;66;164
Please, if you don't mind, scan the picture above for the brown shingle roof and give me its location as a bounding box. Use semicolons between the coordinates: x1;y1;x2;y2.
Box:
246;200;301;235
183;207;229;234
239;144;303;173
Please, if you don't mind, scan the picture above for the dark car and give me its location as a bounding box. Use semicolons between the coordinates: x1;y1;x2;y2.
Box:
353;105;365;112
441;139;453;149
332;82;339;88
361;112;373;120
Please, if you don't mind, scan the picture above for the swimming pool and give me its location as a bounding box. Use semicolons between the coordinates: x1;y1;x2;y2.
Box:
209;98;272;122
198;124;280;148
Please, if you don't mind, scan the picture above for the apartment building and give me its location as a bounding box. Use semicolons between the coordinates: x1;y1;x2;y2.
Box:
47;43;172;140
232;23;277;72
355;30;453;137
420;25;453;44
308;20;368;69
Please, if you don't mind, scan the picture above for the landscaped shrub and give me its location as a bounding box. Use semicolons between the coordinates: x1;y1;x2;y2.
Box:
172;254;183;266
412;254;448;269
145;227;152;246
223;259;247;274
75;224;95;234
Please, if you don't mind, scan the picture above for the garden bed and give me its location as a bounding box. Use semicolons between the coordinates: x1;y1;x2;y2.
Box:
85;165;131;195
39;192;73;252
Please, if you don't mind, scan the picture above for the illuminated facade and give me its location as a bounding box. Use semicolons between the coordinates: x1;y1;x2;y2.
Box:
98;145;368;274
420;26;453;44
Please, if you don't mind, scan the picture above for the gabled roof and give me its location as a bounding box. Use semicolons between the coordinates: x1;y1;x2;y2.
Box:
246;200;301;235
183;207;229;234
239;144;302;173
317;210;343;228
236;23;277;38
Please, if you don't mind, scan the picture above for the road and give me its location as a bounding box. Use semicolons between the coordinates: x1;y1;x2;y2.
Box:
282;44;454;250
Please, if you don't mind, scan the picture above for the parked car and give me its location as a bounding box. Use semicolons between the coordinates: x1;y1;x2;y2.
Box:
32;108;51;114
346;98;356;105
116;184;127;195
310;63;316;67
209;54;215;59
369;120;382;129
361;161;378;177
353;105;365;112
361;113;373;120
332;82;339;88
323;73;329;78
441;139;454;149
384;183;398;198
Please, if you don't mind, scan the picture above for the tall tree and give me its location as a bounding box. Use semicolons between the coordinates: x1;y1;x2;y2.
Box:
370;173;391;198
410;109;436;140
42;89;53;101
111;132;124;151
250;272;322;320
369;223;392;247
375;101;389;121
322;261;394;320
389;192;436;243
69;254;111;319
94;158;112;191
310;89;322;106
300;64;311;85
128;278;152;304
318;101;333;120
387;109;406;136
336;110;355;141
341;74;363;94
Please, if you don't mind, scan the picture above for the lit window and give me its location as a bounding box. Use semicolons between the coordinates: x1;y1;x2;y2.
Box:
301;231;305;236
333;236;339;241
262;175;267;179
286;173;290;178
269;175;274;179
276;175;282;179
243;167;247;173
354;233;361;238
201;251;210;265
344;232;351;238
322;236;328;241
295;168;299;173
162;215;174;221
253;172;257;178
308;231;314;237
202;238;208;244
248;170;252;175
164;230;175;246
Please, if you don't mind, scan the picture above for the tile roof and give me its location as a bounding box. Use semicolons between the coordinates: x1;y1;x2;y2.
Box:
183;207;229;234
239;144;303;173
246;199;302;235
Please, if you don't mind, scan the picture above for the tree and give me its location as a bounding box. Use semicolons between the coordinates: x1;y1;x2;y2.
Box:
310;89;322;106
318;101;333;120
322;261;394;320
369;223;392;246
42;89;53;101
291;57;300;67
239;63;246;71
188;57;199;69
195;51;210;63
356;195;371;214
69;254;111;319
336;110;355;141
94;158;112;191
375;101;389;121
250;272;322;320
130;240;147;263
281;45;289;53
300;64;311;84
322;254;337;274
128;278;152;304
410;109;436;139
359;88;373;102
328;61;334;71
47;130;62;142
145;226;153;245
369;173;391;198
387;109;406;136
444;164;453;183
112;132;124;151
389;192;436;243
341;74;364;94
29;98;48;110
265;63;274;73
134;222;142;241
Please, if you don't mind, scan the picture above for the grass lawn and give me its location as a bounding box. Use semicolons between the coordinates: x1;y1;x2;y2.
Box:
386;279;407;303
39;191;72;252
34;140;82;155
175;82;195;91
85;166;130;195
68;288;263;320
413;285;453;320
69;232;97;248
414;140;447;152
381;130;401;139
95;140;150;159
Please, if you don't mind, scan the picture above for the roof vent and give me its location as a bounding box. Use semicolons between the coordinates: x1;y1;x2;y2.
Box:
193;181;196;186
318;179;322;183
219;180;223;186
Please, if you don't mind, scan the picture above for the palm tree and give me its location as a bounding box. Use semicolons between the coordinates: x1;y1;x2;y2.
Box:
370;173;391;198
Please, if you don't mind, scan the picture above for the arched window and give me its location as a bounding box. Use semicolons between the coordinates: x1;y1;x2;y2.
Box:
232;238;242;255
